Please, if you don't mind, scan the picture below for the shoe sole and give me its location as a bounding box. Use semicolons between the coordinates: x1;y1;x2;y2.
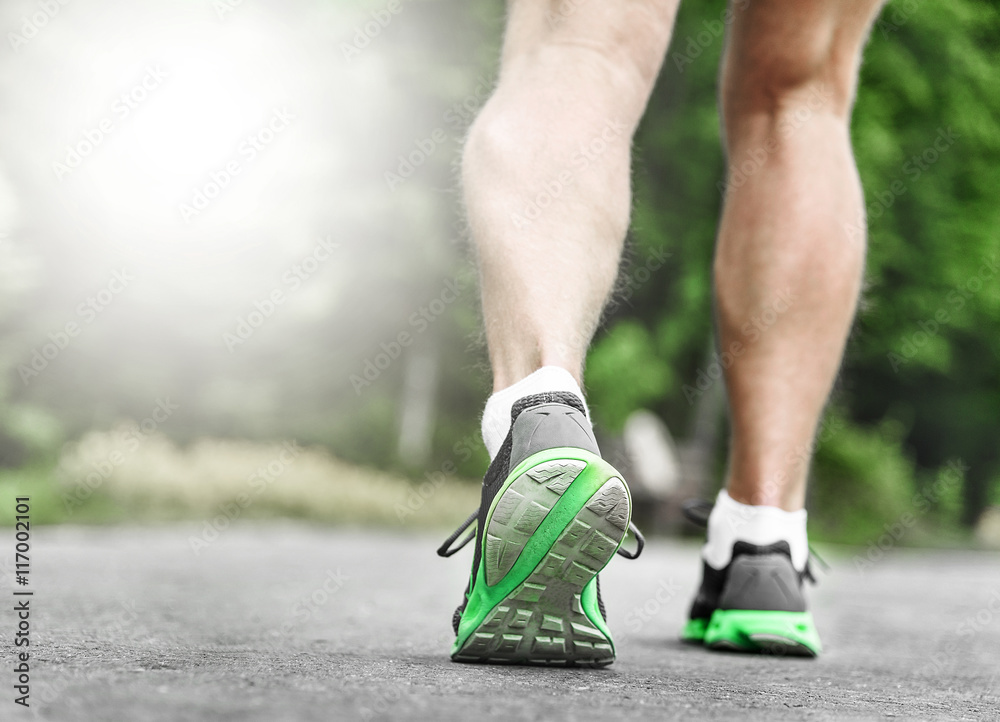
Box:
452;450;631;666
699;609;821;657
680;617;708;644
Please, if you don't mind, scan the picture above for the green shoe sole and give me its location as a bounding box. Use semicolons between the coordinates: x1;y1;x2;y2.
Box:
702;609;822;657
452;448;631;666
680;617;709;644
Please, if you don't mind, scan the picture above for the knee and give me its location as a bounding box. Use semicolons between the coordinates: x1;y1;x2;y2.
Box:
461;100;528;185
510;0;677;104
566;0;677;91
721;30;860;136
463;76;633;185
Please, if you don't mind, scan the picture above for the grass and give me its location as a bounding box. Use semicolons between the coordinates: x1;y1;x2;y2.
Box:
0;427;480;530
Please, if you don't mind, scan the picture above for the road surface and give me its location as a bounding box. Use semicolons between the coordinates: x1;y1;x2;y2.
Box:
3;524;999;721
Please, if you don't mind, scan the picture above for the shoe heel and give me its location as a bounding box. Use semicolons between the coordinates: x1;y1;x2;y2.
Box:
454;455;631;666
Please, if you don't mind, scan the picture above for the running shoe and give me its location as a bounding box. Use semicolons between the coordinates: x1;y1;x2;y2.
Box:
680;499;823;657
437;391;643;666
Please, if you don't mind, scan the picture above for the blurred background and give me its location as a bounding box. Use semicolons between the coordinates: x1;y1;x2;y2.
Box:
0;0;997;550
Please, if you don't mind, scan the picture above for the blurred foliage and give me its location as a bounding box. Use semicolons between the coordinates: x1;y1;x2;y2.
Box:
0;0;997;548
0;431;479;529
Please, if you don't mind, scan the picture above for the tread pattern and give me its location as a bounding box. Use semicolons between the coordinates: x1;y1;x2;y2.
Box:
455;474;630;666
484;460;585;586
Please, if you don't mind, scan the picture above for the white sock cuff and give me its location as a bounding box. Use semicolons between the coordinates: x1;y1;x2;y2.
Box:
701;490;809;571
480;366;589;459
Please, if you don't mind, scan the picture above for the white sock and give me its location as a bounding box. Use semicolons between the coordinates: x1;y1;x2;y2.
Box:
701;490;809;572
481;366;589;459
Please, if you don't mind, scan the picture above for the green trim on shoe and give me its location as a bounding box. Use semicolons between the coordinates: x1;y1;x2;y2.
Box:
703;609;822;657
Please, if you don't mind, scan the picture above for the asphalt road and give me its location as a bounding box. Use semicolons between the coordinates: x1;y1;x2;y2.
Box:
3;524;999;721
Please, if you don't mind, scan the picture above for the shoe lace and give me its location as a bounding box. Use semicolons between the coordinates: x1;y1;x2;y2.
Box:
680;498;829;583
437;507;646;560
436;509;478;558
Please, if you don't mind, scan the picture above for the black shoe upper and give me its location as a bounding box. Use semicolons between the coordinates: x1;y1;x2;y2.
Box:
689;541;811;621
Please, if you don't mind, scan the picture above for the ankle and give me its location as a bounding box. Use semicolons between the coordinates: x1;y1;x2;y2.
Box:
726;474;807;512
702;490;809;572
480;366;589;459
